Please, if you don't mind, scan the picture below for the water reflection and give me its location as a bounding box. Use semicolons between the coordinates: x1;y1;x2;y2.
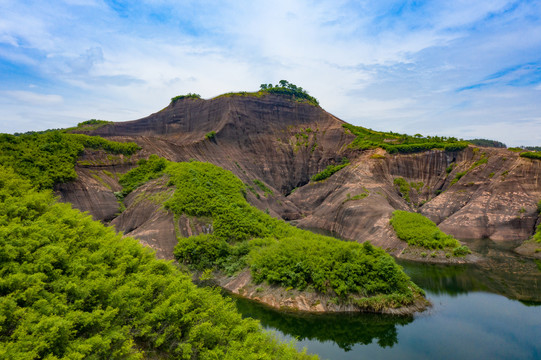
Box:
398;238;541;303
231;238;541;358
233;295;413;351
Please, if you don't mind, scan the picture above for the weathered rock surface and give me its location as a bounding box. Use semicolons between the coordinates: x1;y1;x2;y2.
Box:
56;94;541;260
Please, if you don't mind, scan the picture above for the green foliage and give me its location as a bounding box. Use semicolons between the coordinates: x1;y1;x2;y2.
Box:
0;131;139;189
343;191;369;204
508;147;523;152
253;179;274;197
170;93;201;104
467;139;506;148
393;177;411;203
215;81;319;106
342;123;468;154
205;131;216;140
453;246;472;257
311;158;349;182
520;151;541;160
0;166;315;360
450;171;467;185
390;210;465;252
118;155;168;195
259;81;319;106
121;159;421;306
450;153;488;186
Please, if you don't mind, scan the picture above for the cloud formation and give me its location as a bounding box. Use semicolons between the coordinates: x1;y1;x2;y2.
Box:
1;0;540;146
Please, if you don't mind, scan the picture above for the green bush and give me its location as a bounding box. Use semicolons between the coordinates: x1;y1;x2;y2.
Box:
0;166;314;360
390;210;463;250
520;151;541;160
311;159;349;182
453;246;472;256
0;131;139;189
170;93;201;104
342;123;468;154
393;177;411;203
118;154;168;195
205;131;216;140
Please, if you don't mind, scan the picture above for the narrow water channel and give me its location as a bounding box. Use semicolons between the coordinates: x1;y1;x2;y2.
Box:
232;239;541;359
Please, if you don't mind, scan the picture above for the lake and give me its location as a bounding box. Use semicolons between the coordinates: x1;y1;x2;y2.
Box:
233;239;541;359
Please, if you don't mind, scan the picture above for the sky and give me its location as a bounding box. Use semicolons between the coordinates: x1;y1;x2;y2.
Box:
1;0;540;146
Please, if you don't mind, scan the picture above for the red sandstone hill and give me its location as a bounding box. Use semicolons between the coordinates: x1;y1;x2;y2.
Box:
55;93;541;261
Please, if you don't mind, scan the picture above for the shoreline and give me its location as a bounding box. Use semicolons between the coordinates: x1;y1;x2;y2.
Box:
196;269;431;316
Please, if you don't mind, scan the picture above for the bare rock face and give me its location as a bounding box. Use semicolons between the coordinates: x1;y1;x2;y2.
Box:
55;94;541;260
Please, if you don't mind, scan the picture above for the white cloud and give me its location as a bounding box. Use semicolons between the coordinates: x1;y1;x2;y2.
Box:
3;91;63;105
0;0;540;146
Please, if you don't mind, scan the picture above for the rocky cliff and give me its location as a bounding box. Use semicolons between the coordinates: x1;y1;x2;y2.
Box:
56;93;541;260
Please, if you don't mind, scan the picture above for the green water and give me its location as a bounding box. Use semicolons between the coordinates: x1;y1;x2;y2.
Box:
233;239;541;359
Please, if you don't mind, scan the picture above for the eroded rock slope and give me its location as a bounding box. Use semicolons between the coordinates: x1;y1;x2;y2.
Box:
56;94;541;259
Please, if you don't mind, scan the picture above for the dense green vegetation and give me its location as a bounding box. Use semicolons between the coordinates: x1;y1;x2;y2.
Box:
520;151;541;160
467;138;506;148
205;131;216;140
343;123;468;154
0;167;314;359
390;211;470;255
118;154;168;196
0;166;315;359
311;158;349;182
0;131;139;189
259;81;319;106
215;81;319;106
170;93;201;104
65;119;113;132
120;158;423;308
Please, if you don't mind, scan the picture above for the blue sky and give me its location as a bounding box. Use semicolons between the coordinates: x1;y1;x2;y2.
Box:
1;0;540;146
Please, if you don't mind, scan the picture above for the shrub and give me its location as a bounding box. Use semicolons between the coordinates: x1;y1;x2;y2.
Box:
520;151;541;160
342;123;468;154
311;159;349;182
170;93;201;104
118;154;168;195
393;177;411;203
453;246;472;257
390;210;464;251
205;131;216;140
0;131;139;189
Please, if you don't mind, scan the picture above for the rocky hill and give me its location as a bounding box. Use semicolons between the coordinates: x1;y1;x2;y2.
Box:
55;93;541;260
